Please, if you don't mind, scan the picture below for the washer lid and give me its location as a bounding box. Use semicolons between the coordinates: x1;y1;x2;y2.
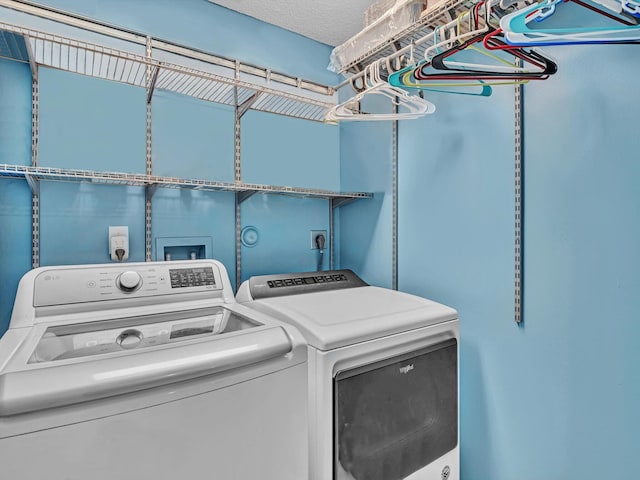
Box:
0;306;296;418
247;286;458;350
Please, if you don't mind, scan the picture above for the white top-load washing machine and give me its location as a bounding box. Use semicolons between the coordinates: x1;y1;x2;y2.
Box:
237;270;459;480
0;260;308;480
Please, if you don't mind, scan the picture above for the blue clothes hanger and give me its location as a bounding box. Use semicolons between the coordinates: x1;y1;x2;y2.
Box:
391;69;495;96
621;0;640;17
501;0;640;45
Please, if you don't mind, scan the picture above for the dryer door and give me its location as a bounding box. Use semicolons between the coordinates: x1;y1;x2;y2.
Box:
334;339;458;480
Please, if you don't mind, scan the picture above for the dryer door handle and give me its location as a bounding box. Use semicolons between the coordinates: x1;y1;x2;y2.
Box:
0;327;292;416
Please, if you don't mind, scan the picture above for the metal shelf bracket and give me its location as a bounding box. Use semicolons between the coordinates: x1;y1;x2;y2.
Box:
331;197;358;209
24;34;37;80
237;190;257;204
24;173;39;194
237;91;263;119
147;183;159;198
146;65;160;104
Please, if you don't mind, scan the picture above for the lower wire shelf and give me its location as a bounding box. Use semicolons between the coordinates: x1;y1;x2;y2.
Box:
0;163;372;204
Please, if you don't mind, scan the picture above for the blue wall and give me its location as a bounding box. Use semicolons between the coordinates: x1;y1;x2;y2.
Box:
0;58;32;335
515;44;640;480
338;95;393;288
0;0;340;333
152;91;235;182
241;195;331;278
339;44;640;479
397;81;516;480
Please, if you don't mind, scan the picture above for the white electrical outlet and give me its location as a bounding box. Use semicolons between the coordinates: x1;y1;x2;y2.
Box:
109;226;129;262
310;230;327;250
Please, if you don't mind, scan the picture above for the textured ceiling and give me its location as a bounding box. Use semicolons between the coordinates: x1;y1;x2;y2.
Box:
209;0;379;46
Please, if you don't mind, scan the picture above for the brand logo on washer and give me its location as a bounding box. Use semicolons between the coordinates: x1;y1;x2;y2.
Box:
441;465;451;480
399;364;414;374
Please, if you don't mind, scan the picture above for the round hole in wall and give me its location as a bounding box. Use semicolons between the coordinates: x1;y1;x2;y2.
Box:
241;226;259;248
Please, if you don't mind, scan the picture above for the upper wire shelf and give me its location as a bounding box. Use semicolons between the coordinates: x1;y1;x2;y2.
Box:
0;21;336;122
338;0;477;74
0;164;372;204
0;28;28;61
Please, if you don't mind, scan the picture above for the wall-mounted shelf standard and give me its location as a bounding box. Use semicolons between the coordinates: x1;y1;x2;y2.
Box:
0;164;372;204
0;20;336;122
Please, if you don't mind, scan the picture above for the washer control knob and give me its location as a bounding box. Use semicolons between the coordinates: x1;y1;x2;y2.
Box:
118;271;142;291
116;329;144;349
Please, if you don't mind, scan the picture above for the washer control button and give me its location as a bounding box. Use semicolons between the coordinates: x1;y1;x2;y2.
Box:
117;271;142;292
116;329;144;349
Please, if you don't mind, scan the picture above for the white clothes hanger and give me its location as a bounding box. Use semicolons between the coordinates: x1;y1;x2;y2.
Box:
325;60;436;122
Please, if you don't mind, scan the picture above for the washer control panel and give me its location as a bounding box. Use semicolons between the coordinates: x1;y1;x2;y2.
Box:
33;261;222;307
169;267;215;289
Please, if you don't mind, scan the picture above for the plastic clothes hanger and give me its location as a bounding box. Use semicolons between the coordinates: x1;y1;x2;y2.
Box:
426;35;552;74
387;30;499;96
388;2;548;88
480;14;636;51
441;44;538;71
398;70;537;94
415;29;557;79
393;32;531;92
414;2;557;80
428;4;525;71
325;61;436;122
390;5;502;82
385;25;496;96
500;0;640;45
395;70;495;96
621;0;640;17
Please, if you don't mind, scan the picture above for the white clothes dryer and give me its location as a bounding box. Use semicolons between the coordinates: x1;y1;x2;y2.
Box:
0;260;308;480
237;270;459;480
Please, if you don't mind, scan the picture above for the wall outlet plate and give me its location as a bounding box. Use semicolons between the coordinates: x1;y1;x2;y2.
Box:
310;230;327;250
109;226;129;261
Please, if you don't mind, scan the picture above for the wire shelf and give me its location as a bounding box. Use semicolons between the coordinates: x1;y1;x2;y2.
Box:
0;29;28;63
154;60;332;121
0;22;336;122
339;0;476;74
0;164;372;202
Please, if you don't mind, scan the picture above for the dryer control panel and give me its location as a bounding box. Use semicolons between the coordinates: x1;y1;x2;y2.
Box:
33;261;223;307
238;269;367;300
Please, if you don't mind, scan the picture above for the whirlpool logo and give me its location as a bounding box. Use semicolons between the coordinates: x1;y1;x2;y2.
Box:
399;364;414;374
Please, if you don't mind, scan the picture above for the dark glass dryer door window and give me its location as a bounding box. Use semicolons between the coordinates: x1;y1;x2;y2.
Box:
334;339;458;480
